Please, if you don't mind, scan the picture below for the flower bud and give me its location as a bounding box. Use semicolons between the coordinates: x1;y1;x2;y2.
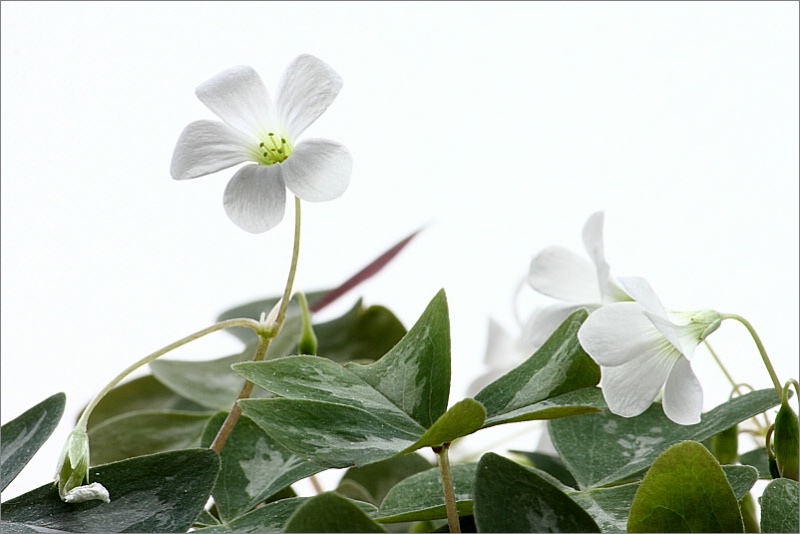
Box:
54;427;110;503
297;292;318;356
773;400;799;481
712;424;738;465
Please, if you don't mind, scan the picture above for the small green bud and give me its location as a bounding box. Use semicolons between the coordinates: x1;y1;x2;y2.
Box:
297;292;318;356
773;400;799;481
739;492;759;533
712;424;738;464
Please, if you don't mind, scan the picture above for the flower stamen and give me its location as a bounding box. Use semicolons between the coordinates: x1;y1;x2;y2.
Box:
258;132;293;165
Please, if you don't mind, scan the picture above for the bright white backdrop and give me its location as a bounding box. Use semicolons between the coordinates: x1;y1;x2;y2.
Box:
2;1;798;500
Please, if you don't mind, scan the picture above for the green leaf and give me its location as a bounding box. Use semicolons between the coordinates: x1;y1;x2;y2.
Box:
567;465;755;532
739;447;772;479
377;463;478;523
760;478;799;533
1;449;219;533
549;388;781;488
199;412;323;522
237;291;452;468
283;492;385;533
83;376;207;430
1;392;65;492
475;309;603;428
337;454;432;506
151;300;406;411
87;410;214;465
473;452;600;533
346;290;450;428
627;441;743;533
192;497;378;533
403;399;486;452
509;450;579;488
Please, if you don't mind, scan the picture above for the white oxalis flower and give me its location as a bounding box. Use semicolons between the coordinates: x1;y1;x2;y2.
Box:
523;211;631;350
578;276;722;425
467;318;533;396
171;54;352;233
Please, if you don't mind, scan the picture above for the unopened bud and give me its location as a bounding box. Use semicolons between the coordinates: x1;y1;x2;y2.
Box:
773;400;799;481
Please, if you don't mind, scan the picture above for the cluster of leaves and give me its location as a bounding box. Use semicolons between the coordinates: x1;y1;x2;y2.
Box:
1;290;798;533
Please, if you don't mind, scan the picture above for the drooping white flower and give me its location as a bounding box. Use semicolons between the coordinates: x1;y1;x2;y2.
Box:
522;211;631;349
171;55;352;233
55;427;110;503
577;276;722;425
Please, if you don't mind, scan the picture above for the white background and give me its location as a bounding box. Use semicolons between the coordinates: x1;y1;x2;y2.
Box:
2;1;798;500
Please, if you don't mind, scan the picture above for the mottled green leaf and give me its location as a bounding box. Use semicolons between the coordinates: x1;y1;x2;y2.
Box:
627;441;743;533
87;410;213;465
283;492;384;533
192;497;378;533
0;522;67;532
1;449;219;533
338;454;432;506
549;388;781;488
474;453;600;533
83;376;207;430
760;478;799;533
1;392;65;492
476;309;602;428
237;291;452;468
199;412;323;522
376;463;477;523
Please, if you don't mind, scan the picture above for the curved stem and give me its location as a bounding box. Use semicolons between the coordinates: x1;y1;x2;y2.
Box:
704;340;766;431
721;314;783;398
76;318;261;430
211;196;303;454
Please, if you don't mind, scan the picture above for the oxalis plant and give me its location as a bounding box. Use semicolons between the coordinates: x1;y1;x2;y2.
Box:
1;55;798;534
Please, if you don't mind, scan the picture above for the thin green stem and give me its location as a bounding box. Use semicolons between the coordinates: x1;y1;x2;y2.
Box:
704;340;766;431
721;314;783;398
433;443;460;533
210;196;303;454
76;318;261;430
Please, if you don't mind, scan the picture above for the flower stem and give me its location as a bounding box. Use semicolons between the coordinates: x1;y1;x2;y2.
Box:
704;339;766;431
433;443;460;533
210;196;303;454
76;318;261;431
721;314;783;398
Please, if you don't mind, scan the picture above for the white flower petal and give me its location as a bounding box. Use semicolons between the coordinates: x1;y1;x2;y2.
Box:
662;357;703;425
582;211;629;303
600;341;679;418
528;246;602;303
618;277;668;318
522;303;589;351
276;55;343;139
484;318;528;367
578;302;663;367
281;139;352;202
171;120;253;180
196;66;274;137
223;165;287;233
63;482;110;503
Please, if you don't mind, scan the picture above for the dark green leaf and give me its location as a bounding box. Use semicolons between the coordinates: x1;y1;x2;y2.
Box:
549;388;781;488
87;410;214;465
473;453;600;533
199;412;323;522
0;522;68;532
237;291;452;467
192;497;378;533
760;478;799;533
739;447;772;479
83;376;207;430
283;492;384;533
475;309;602;428
1;449;219;533
627;441;743;533
338;454;432;506
377;463;477;523
1;392;65;492
509;450;579;488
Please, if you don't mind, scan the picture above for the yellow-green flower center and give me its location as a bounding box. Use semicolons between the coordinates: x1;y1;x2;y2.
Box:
256;132;293;165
